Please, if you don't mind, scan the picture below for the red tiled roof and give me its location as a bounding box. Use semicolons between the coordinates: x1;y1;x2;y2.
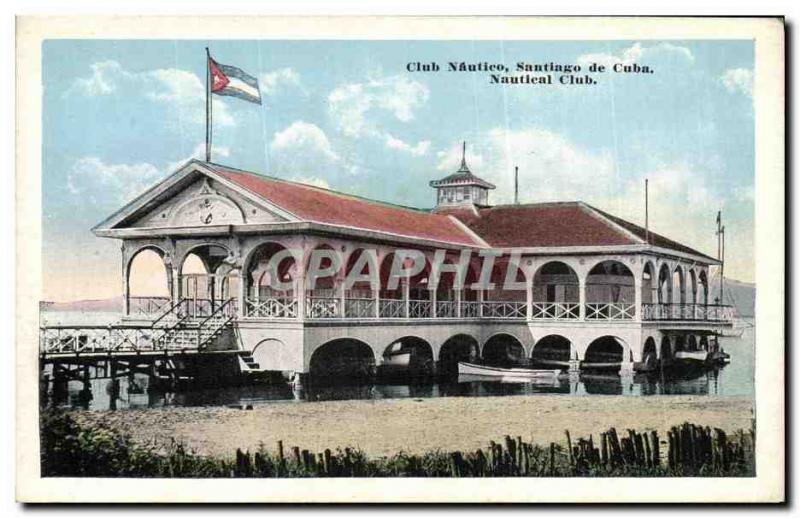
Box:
442;202;635;248
209;164;481;247
440;201;716;261
205;162;714;261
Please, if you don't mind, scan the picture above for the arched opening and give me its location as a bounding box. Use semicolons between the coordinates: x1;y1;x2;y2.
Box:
438;334;479;377
657;263;672;303
483;255;528;318
698;270;709;306
641;337;658;371
672;266;686;304
433;255;459;317
585;260;635;319
583;336;630;370
178;244;233;315
343;248;378;318
687;334;698;351
642;262;656;304
244;242;297;318
251;338;294;372
309;339;376;382
531;335;572;368
305;244;341;318
689;269;698;305
482;334;526;367
673;334;686;352
380;336;434;379
532;261;579;319
660;336;672;364
378;252;403;317
126;247;170;316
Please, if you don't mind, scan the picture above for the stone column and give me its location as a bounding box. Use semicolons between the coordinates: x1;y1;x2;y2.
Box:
403;278;410;319
634;273;643;322
525;277;533;320
121;249;130;316
578;278;587;320
431;288;437;318
455;289;462;318
338;274;346;318
295;257;307;320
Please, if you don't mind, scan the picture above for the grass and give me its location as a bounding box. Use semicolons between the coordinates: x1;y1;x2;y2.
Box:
40;409;755;478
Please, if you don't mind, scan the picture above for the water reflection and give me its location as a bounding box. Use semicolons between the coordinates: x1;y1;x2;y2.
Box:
45;328;753;412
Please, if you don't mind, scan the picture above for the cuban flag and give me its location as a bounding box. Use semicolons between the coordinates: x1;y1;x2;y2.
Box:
209;58;262;105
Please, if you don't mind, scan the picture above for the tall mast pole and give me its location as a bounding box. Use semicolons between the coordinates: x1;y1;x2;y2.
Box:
716;211;724;304
514;166;519;205
205;47;212;162
645;178;649;244
721;224;725;304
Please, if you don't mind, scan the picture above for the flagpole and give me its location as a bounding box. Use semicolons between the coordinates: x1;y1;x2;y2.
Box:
205;47;212;163
645;178;649;244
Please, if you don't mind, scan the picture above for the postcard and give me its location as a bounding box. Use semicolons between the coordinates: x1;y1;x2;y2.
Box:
16;15;784;503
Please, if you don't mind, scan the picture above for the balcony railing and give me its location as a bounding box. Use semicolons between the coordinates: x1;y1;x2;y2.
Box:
641;303;735;322
480;301;527;319
239;296;735;323
244;297;297;318
531;302;580;320
585;302;636;320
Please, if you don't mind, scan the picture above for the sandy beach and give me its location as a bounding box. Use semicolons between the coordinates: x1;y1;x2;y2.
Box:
72;395;755;458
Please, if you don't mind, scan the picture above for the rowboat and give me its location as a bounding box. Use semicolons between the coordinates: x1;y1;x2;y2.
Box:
382;352;411;367
673;350;710;364
458;362;560;380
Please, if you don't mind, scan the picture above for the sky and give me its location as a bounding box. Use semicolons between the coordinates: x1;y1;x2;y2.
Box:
42;39;755;302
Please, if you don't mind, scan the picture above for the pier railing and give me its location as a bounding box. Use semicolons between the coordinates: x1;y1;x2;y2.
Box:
41;298;238;356
128;296;171;317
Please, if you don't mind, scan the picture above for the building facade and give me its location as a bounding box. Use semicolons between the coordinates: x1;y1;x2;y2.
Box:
82;154;733;381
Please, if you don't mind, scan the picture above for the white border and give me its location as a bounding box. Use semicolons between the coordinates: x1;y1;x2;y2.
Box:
15;16;784;503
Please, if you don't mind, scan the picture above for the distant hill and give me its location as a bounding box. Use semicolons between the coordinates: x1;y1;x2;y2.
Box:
40;297;123;313
710;278;755;317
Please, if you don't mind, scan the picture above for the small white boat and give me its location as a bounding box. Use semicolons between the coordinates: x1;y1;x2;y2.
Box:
674;350;710;363
382;352;411;367
458;362;559;380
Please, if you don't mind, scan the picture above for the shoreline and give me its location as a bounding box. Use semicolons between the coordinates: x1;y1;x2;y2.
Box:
72;394;755;458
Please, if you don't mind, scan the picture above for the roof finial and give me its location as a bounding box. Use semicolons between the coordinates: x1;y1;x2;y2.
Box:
459;141;469;172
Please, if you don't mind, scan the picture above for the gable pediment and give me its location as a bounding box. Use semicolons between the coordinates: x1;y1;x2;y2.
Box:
95;161;296;233
128;176;286;228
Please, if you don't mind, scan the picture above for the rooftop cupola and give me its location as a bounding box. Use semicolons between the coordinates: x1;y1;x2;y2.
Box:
430;142;496;209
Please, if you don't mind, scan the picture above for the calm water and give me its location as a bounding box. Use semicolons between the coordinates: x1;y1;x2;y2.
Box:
46;322;755;411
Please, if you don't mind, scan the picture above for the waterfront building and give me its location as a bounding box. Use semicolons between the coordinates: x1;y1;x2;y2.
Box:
43;148;734;383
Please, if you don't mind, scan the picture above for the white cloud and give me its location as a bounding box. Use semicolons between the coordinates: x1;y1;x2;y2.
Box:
442;127;615;203
67;157;164;205
384;135;431;156
268;121;354;178
436;142;485;172
328;75;430;138
66;61;128;96
67;60;234;127
577;42;695;69
259;68;301;96
271;121;339;161
721;68;754;98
